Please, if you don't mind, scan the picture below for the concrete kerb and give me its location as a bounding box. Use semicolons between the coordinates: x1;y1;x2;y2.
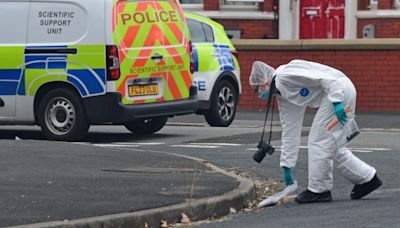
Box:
8;153;256;228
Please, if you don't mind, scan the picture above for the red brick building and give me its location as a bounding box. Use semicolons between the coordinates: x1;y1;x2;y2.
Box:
234;39;400;112
181;0;400;39
181;0;400;112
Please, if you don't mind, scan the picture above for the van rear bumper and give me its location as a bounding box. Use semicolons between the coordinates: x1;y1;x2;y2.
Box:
83;86;198;124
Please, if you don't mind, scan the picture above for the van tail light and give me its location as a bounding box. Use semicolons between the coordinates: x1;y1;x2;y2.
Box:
230;50;239;59
106;45;121;81
190;58;195;74
189;41;194;74
188;40;193;54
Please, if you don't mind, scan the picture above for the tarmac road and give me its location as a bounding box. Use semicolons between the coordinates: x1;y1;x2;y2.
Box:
0;111;399;227
170;112;400;228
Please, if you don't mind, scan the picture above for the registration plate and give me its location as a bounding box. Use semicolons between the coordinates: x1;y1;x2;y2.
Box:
128;84;159;97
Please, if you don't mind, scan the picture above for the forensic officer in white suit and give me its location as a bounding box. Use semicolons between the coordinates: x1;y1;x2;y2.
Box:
249;60;382;203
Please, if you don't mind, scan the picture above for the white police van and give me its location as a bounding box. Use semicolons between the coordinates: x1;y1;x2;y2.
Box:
0;0;196;141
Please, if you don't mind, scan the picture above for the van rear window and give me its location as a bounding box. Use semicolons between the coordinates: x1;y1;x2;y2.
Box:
113;0;186;49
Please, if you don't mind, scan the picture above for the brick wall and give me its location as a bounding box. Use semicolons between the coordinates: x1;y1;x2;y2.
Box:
358;19;400;38
358;0;370;10
199;0;400;39
234;40;400;112
259;0;275;11
204;0;219;10
215;19;275;39
378;0;394;9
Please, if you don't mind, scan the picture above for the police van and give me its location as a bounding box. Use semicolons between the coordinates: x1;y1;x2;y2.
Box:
185;13;241;127
0;0;197;141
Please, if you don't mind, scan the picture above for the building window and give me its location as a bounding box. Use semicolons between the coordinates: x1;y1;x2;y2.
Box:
180;0;203;11
180;0;203;3
369;0;378;9
219;0;262;11
225;29;241;39
394;0;400;9
221;0;263;6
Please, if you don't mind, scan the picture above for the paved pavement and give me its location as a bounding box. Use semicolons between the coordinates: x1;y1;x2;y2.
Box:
1;110;398;228
0;140;255;228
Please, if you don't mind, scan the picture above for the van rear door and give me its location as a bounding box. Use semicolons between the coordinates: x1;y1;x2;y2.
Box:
112;0;191;105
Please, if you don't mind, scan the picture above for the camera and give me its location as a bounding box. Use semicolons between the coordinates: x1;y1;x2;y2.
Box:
253;141;275;163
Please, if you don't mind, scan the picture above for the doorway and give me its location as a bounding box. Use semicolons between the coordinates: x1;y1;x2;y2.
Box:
300;0;345;39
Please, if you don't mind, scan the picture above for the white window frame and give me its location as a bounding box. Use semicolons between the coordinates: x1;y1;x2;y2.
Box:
183;0;273;19
369;0;378;10
220;0;261;11
224;0;263;2
394;0;400;9
181;4;203;9
181;1;204;12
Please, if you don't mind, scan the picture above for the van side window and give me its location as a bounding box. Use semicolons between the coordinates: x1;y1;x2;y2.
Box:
0;2;30;44
27;2;87;44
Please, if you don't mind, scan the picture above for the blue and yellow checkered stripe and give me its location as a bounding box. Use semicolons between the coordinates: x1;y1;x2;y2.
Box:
0;45;106;97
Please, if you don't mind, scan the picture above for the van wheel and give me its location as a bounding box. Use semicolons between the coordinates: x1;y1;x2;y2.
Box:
37;88;89;141
125;117;168;134
205;80;237;127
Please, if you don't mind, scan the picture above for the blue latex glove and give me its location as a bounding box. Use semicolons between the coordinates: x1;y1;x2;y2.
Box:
258;89;270;100
283;167;294;186
333;102;348;126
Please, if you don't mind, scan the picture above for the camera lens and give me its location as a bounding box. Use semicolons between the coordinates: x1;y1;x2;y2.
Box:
253;148;267;163
252;141;275;163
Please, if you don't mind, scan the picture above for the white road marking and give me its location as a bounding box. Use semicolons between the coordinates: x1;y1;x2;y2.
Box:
375;188;400;194
189;143;241;146
348;147;390;151
77;141;392;153
351;149;373;153
362;128;400;133
92;143;141;148
74;142;164;148
109;142;165;146
246;146;390;153
171;145;220;149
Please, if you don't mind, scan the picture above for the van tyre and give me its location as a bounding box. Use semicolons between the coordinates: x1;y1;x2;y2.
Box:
125;117;168;134
205;80;237;127
38;88;89;141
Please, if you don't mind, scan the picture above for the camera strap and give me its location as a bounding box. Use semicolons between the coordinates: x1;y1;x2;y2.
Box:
260;96;275;144
260;77;277;144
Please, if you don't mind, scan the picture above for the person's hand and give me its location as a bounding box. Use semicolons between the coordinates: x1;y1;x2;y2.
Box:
283;167;294;186
258;89;270;100
333;102;348;126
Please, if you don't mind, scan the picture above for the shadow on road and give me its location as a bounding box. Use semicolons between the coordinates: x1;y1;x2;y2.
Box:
0;129;46;140
0;129;179;143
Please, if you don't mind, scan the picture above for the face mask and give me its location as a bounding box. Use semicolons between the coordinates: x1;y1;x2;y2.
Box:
258;89;270;100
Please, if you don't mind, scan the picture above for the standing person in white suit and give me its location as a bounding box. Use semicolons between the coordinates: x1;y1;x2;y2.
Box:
249;60;382;203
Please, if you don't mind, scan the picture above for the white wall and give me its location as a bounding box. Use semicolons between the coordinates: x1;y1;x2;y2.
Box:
345;0;357;39
279;0;299;40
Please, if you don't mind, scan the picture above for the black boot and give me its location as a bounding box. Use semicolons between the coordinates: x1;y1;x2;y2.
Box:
295;189;332;204
351;174;382;200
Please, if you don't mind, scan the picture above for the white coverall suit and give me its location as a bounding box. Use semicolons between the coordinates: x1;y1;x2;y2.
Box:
274;60;376;193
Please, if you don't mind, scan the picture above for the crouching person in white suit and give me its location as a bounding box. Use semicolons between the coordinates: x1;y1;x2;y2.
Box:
249;60;382;203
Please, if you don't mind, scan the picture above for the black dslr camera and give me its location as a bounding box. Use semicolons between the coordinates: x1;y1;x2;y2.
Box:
252;76;277;164
253;141;275;163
